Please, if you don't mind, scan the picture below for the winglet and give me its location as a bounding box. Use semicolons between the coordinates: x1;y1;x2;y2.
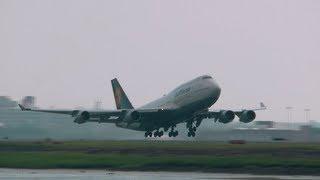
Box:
249;102;267;111
18;104;30;111
260;102;267;110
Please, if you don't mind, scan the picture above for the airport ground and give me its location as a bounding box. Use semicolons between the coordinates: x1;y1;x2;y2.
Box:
0;140;320;175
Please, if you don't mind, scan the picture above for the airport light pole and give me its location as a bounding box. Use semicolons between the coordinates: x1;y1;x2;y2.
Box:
304;108;312;142
94;99;102;110
304;108;311;124
286;106;293;129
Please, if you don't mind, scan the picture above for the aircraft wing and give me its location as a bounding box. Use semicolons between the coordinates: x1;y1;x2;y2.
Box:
18;103;176;122
127;108;177;122
194;102;267;123
18;104;125;123
240;102;267;112
19;104;76;115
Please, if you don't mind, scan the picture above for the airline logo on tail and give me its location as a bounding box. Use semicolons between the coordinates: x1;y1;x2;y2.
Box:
111;78;134;110
114;86;123;109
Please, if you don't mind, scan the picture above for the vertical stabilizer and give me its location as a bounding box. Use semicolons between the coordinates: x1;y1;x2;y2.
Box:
111;78;134;109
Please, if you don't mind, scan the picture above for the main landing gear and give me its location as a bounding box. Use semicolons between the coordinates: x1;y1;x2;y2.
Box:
153;130;164;137
168;131;178;137
144;131;152;137
168;125;178;137
144;126;178;138
144;130;164;138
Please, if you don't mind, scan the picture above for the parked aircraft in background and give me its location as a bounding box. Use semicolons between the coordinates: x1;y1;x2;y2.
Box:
19;75;266;138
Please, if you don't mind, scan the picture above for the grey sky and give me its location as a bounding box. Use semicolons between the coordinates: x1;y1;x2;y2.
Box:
0;0;319;122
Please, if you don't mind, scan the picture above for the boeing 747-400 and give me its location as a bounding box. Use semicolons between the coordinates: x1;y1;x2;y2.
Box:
19;75;266;137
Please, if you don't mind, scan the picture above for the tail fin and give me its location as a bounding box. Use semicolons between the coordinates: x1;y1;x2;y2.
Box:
111;78;134;109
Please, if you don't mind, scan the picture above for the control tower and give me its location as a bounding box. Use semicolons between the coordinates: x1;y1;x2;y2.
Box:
21;96;36;109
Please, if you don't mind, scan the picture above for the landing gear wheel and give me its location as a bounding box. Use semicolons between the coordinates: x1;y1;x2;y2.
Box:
187;131;196;137
193;127;197;132
154;131;163;137
186;121;192;129
169;125;178;138
154;131;159;137
196;120;201;127
145;131;153;138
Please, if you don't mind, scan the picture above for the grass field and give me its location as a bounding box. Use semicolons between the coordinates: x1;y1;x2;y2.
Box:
0;140;320;175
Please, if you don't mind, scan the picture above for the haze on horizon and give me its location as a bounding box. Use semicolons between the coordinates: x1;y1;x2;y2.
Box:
0;0;319;122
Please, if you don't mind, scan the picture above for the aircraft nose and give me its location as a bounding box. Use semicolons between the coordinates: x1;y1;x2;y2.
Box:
215;83;221;97
210;80;221;99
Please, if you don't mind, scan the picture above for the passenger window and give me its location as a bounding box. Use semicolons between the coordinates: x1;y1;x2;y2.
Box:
202;76;212;80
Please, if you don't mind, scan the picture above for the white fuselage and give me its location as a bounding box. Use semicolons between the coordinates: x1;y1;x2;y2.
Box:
120;75;222;131
141;75;221;112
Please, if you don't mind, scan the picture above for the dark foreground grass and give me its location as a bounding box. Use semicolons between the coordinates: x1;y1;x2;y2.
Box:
1;140;320;152
1;152;320;169
1;141;320;174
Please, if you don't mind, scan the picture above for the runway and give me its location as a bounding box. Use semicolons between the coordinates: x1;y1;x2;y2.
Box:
0;169;319;180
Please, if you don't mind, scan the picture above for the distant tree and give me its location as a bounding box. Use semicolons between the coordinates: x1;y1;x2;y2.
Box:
0;96;17;108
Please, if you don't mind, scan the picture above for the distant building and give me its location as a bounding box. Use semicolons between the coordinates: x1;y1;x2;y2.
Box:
197;122;320;143
21;96;36;108
254;121;275;129
0;96;17;109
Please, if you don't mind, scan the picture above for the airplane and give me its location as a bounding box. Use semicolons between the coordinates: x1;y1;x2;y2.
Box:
18;75;266;138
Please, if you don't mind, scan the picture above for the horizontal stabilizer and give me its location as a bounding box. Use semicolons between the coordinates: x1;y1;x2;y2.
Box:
259;102;267;110
18;104;31;111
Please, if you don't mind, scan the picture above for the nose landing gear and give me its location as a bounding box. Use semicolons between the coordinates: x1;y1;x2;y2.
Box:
186;120;198;137
187;131;196;137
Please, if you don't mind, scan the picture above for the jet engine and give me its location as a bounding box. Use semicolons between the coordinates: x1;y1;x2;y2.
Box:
71;110;80;117
74;111;90;124
238;110;256;123
123;110;141;121
218;110;235;124
130;110;141;121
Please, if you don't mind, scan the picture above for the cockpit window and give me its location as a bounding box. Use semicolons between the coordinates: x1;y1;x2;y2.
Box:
202;75;212;80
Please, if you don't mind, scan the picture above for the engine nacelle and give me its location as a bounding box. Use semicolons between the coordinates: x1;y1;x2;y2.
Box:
123;110;141;121
74;111;90;124
239;110;256;123
71;110;80;117
130;111;141;121
218;110;235;124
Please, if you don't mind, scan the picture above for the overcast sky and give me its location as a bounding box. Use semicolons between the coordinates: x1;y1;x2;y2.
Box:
1;0;319;122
